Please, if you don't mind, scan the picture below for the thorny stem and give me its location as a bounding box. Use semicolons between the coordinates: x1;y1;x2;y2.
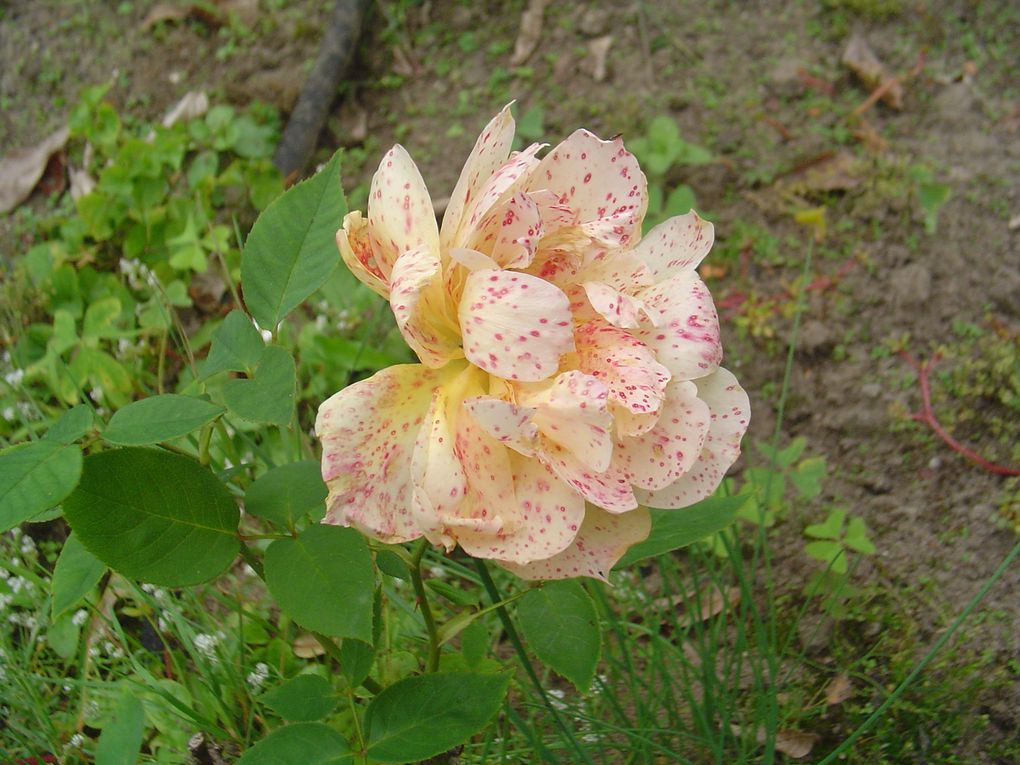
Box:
902;351;1020;476
410;538;441;673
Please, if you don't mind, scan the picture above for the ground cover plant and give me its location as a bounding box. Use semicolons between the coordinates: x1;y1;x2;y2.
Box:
2;1;1019;763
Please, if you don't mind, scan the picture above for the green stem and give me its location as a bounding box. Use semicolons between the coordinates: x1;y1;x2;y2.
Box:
474;559;594;765
198;421;215;466
410;538;441;673
817;538;1020;764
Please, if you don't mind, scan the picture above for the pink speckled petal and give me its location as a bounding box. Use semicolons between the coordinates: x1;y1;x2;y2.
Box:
464;143;544;238
459;269;574;382
542;441;638;513
468;192;544;269
500;505;651;581
521;371;613;472
575;321;671;421
613;380;711;491
527;129;647;248
337;211;390;298
441;105;516;250
368;145;439;267
581;281;649;329
462;396;539;456
316;364;447;543
389;246;464;368
456;451;585;564
576;248;654;292
409;384;468;548
633;210;715;280
635;367;749;509
635;271;722;381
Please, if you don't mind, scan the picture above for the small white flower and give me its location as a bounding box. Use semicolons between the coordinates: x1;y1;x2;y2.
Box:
547;688;568;711
194;631;224;660
2;406;14;421
19;535;36;556
3;369;24;387
315;315;328;331
89;387;104;403
69;733;85;749
246;662;270;691
72;609;89;627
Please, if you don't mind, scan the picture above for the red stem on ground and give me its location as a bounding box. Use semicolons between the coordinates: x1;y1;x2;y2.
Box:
901;351;1020;476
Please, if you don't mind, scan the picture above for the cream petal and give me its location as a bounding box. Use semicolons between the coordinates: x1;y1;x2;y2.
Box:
527;129;647;248
449;247;499;272
389;246;464;369
576;247;654;292
633;211;715;280
467;192;544;269
635;367;749;509
441;105;516;250
521;371;613;472
463;143;544;239
581;281;649;329
500;505;651;581
337;211;390;298
635;271;722;381
462;396;539;456
612;380;711;491
368;145;439;268
459;269;574;382
542;441;638;513
575;321;671;419
316;364;449;543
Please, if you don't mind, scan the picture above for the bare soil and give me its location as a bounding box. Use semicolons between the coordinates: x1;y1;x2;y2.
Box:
2;0;1019;761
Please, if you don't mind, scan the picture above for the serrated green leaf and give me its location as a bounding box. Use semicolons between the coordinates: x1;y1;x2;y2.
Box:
616;494;746;568
236;723;353;765
364;672;511;763
518;581;600;691
222;345;296;425
200;310;266;379
261;674;337;722
63;448;239;586
241;150;345;330
0;440;83;532
244;460;326;527
51;532;106;620
265;525;373;641
103;394;224;445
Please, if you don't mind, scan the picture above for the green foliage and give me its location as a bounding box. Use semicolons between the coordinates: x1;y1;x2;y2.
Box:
260;674;338;722
630;115;712;230
102;394;224;445
221;345;297;425
236;723;353;765
0;440;82;531
95;691;145;765
49;531;105;620
618;494;747;567
804;507;876;574
244;460;326;527
518;581;601;691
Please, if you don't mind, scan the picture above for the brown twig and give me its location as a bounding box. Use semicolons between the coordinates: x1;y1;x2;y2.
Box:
852;51;926;117
901;351;1020;476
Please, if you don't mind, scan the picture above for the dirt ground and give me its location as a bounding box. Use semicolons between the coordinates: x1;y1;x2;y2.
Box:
2;0;1019;761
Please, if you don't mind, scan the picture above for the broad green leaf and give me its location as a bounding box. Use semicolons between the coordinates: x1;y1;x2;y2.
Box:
265;525;373;641
261;674;337;722
82;297;122;341
844;517;876;554
244;461;326;527
339;639;375;687
95;691;145;765
664;184;696;217
805;540;847;574
616;494;746;568
517;581;600;692
63;448;239;586
222;345;296;425
103;394;224;446
236;723;353;765
0;440;83;532
460;620;490;669
47;610;80;660
200;309;266;379
365;672;511;763
241;150;345;330
51;532;106;620
44;405;95;444
791;456;827;500
805;508;846;541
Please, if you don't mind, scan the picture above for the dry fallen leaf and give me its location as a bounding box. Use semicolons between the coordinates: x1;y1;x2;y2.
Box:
732;724;818;760
70;168;96;200
0;127;69;214
775;151;862;195
293;633;326;658
511;0;550;66
141;3;225;31
842;33;903;109
588;35;614;83
825;674;854;705
162;90;210;128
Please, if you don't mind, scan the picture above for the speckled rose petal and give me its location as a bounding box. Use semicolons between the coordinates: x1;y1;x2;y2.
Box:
464;143;544;237
337;211;390;298
368;145;439;264
613;379;711;491
459;269;574;382
636;271;722;381
462;396;539;456
527;129;647;248
581;281;649;329
541;440;638;513
636;367;749;509
441;105;516;250
468;191;544;269
389;246;464;368
500;505;651;581
634;211;715;280
521;371;613;472
316;364;449;543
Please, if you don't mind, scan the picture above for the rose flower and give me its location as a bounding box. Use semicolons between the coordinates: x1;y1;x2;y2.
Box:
316;106;749;580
